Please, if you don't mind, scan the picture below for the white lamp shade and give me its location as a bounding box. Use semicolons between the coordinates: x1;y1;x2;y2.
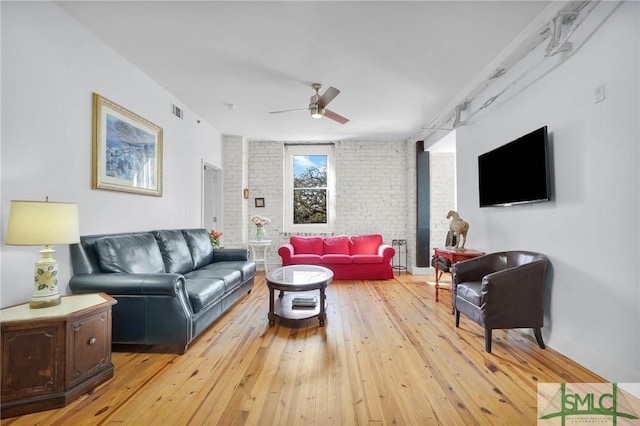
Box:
5;200;80;246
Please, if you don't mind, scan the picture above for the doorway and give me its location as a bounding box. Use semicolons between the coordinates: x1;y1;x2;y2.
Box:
202;161;222;233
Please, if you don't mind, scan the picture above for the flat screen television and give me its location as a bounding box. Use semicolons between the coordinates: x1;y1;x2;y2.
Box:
478;126;550;207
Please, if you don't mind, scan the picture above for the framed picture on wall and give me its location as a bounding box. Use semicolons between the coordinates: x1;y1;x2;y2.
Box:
92;93;164;196
255;197;265;208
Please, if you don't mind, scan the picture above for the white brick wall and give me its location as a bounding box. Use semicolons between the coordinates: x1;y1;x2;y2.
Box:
222;138;454;273
430;153;457;249
222;135;247;248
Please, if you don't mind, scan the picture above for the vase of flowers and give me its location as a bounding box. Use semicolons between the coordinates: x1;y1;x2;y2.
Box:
209;229;222;249
250;215;271;241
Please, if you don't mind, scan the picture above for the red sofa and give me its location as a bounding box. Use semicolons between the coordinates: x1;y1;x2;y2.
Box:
277;234;396;280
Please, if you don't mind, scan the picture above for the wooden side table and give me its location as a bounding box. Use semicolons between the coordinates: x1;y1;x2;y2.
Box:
1;293;117;418
248;239;272;272
433;247;485;313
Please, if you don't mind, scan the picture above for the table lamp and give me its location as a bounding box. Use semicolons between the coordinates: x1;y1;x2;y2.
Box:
5;199;80;308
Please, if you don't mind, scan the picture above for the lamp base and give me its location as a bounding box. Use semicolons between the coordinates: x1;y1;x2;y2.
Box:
30;246;61;309
30;297;62;309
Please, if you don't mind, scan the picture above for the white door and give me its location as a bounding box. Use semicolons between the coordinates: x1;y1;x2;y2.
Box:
203;162;222;232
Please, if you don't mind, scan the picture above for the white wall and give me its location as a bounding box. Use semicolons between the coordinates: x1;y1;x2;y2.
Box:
1;2;223;307
455;2;639;381
429;152;456;249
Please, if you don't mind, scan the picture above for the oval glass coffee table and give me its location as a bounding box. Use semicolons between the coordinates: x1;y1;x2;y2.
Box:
265;265;333;327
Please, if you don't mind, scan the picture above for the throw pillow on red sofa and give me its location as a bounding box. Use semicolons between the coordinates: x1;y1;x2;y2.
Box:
349;234;383;255
290;236;323;254
323;236;350;254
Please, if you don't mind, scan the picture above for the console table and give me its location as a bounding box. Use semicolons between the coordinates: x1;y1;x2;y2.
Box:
248;239;272;272
1;293;116;418
433;247;485;313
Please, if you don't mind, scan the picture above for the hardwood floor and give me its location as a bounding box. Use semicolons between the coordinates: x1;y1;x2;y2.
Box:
2;272;604;425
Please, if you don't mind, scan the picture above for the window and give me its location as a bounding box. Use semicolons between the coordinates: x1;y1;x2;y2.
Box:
284;144;335;233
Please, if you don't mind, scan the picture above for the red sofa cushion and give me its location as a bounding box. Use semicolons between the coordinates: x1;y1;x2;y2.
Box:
290;254;322;264
321;254;352;264
323;236;350;254
352;254;383;264
290;236;323;255
349;234;383;255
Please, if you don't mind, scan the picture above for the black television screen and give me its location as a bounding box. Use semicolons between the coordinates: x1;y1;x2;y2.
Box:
478;126;550;207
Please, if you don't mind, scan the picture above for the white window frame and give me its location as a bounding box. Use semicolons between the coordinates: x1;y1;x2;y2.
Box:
283;144;335;234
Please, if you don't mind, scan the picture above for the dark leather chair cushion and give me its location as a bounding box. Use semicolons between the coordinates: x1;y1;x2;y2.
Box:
153;229;193;274
455;281;483;306
182;229;214;269
94;233;165;274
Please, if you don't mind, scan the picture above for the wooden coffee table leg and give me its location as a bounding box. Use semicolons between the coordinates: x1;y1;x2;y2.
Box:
318;286;327;327
268;286;276;326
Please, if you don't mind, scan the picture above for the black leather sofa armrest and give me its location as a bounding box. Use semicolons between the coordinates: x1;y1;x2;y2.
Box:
212;248;250;262
69;273;185;296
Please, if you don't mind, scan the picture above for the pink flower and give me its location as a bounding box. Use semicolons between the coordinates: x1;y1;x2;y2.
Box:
250;215;271;226
209;229;223;248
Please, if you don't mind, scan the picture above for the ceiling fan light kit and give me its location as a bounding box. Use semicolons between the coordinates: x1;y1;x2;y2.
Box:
309;104;324;119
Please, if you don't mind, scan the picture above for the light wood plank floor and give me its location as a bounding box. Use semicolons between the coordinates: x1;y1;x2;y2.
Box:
2;272;604;425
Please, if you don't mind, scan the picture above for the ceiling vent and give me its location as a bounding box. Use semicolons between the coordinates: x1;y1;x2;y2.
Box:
172;104;184;120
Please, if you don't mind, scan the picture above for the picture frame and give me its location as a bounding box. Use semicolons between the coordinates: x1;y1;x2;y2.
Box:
92;93;163;196
255;197;265;208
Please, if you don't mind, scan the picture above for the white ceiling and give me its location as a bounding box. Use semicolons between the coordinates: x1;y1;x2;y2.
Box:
56;1;552;142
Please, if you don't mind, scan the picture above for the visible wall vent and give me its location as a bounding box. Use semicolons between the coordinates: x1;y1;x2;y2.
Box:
172;104;184;119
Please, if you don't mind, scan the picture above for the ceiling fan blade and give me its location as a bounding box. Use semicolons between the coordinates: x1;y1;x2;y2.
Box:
317;86;340;108
323;109;349;124
269;107;307;114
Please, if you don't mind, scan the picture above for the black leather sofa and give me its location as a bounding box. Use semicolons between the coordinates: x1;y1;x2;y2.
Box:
69;228;255;354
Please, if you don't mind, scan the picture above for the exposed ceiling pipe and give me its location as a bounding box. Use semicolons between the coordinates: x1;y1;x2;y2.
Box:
415;0;621;146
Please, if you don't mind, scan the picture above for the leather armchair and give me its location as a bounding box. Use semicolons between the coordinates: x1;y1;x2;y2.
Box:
452;251;549;353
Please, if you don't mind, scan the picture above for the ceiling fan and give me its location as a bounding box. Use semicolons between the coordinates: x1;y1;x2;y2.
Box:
269;83;349;124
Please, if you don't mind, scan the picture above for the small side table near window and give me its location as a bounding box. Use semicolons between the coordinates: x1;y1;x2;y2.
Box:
248;239;272;272
1;293;116;418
